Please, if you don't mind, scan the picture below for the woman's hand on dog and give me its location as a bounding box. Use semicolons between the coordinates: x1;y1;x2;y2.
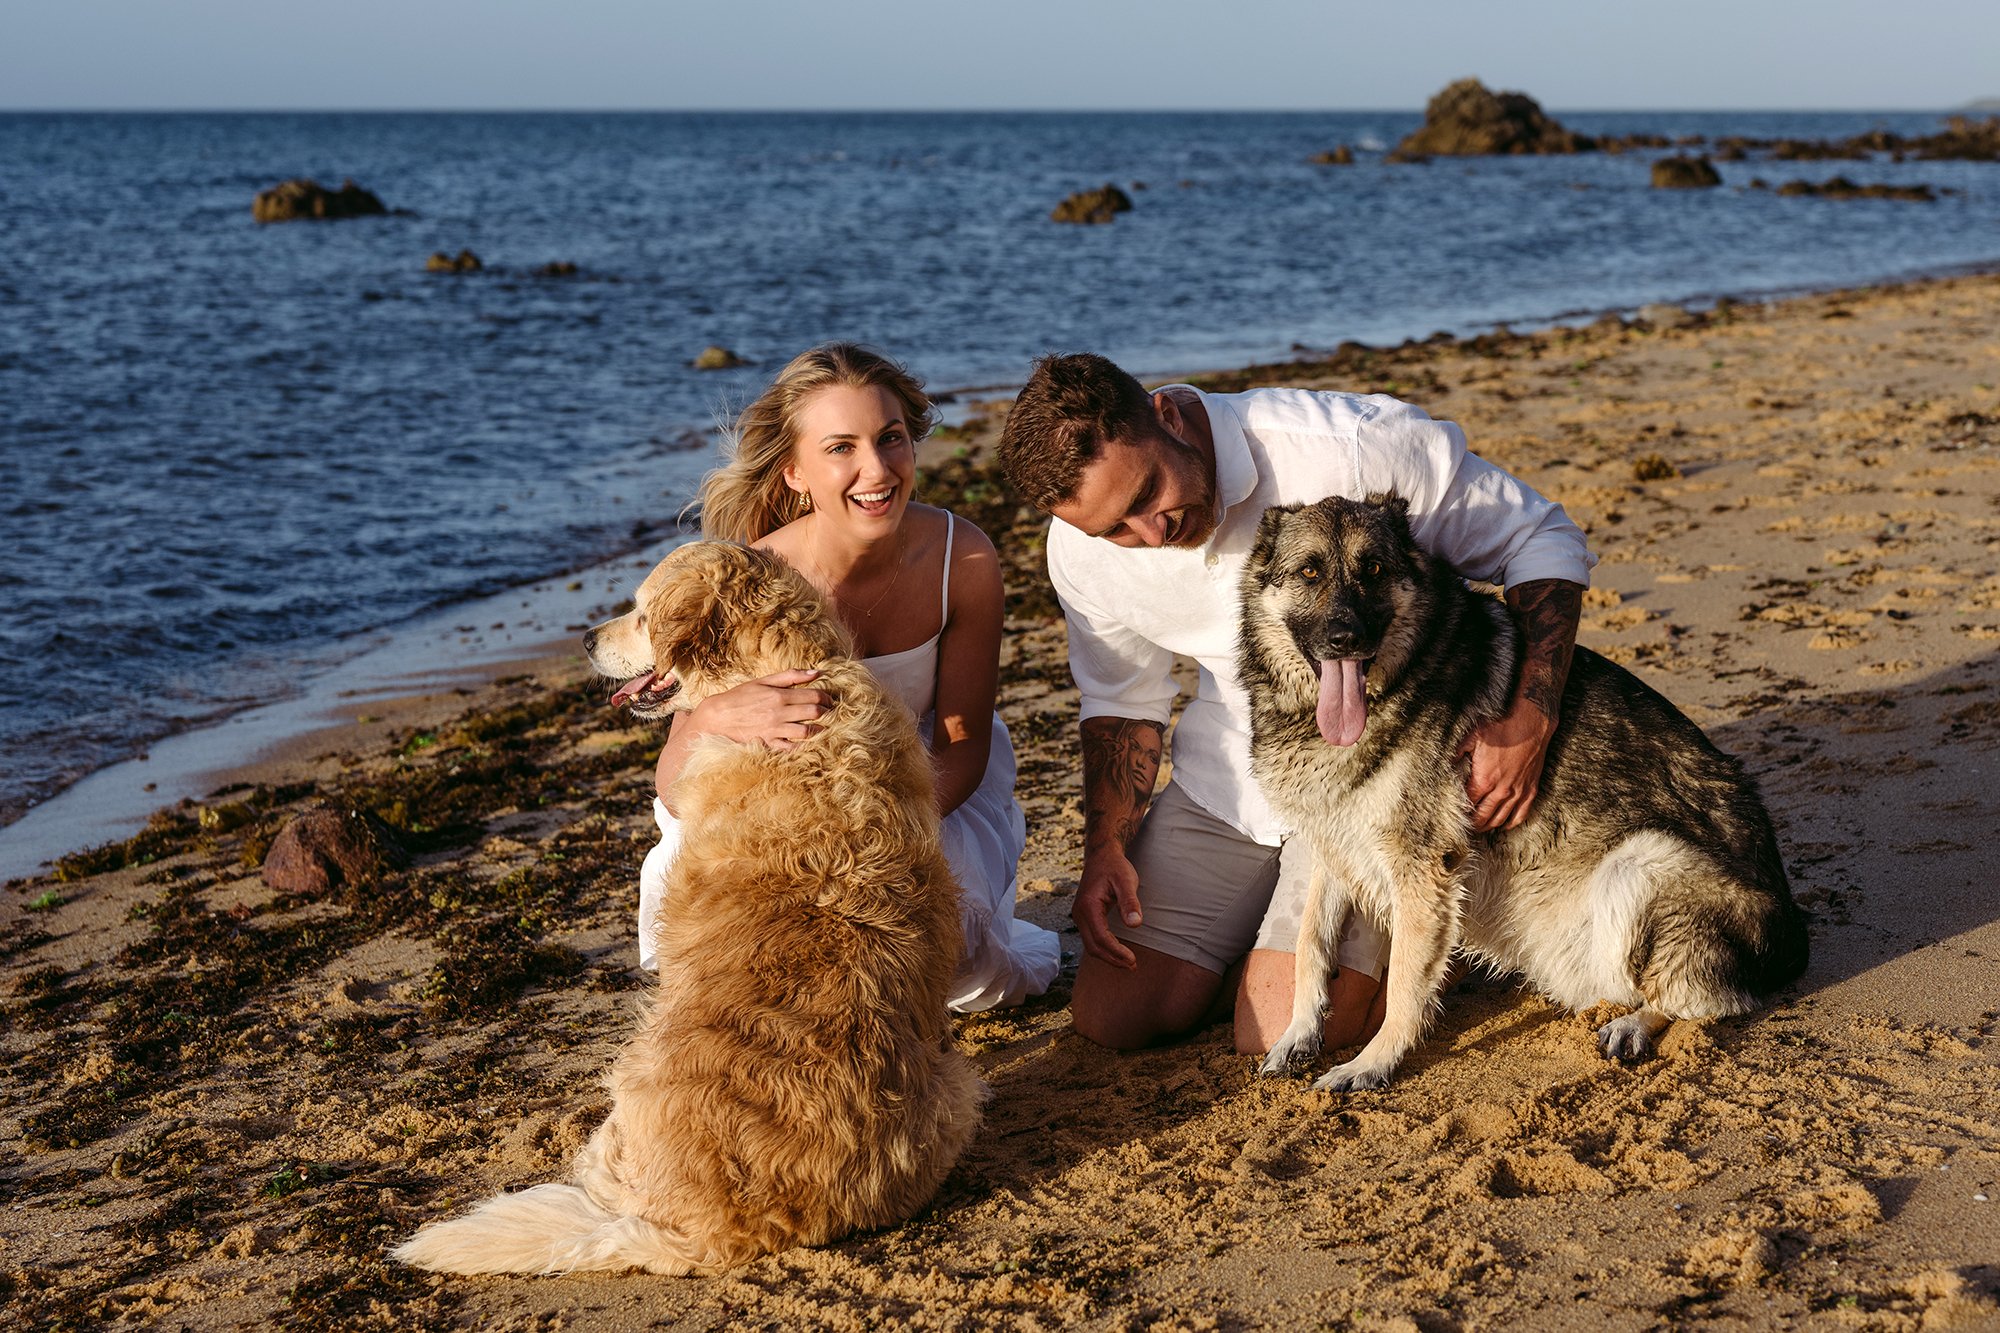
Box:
691;669;832;750
1074;848;1144;969
656;669;831;806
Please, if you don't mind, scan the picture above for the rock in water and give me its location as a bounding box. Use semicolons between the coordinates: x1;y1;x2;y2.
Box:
693;345;748;370
1776;176;1936;202
1050;184;1134;224
1309;146;1356;165
1651;155;1723;188
425;249;483;273
261;805;407;894
253;177;389;223
1389;78;1596;159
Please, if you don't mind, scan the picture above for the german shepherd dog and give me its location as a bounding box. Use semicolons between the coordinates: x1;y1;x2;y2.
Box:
1240;494;1807;1093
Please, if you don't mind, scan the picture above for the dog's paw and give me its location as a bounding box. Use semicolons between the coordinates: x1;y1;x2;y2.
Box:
1310;1061;1391;1094
1595;1013;1662;1062
1258;1029;1321;1078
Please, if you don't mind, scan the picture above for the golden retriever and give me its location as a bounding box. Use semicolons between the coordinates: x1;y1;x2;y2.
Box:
392;541;983;1275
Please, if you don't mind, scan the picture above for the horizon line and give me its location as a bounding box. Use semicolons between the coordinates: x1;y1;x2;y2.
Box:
0;103;1983;116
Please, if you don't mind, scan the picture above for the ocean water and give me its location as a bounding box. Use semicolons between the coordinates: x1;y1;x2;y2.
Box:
2;109;1997;828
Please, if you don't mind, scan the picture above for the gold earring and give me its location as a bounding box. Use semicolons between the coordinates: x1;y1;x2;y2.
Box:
797;489;812;514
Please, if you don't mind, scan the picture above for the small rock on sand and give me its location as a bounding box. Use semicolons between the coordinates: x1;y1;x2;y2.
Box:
261;805;407;894
1639;302;1696;330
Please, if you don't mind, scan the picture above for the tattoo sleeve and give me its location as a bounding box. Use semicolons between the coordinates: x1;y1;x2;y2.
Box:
1504;578;1584;721
1079;715;1166;858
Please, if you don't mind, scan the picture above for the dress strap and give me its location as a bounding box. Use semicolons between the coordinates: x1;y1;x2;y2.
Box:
939;512;956;622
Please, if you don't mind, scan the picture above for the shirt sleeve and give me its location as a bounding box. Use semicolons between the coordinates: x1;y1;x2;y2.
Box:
1353;396;1595;588
1047;528;1180;727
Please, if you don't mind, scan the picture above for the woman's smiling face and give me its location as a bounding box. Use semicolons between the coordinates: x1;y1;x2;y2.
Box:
783;382;917;533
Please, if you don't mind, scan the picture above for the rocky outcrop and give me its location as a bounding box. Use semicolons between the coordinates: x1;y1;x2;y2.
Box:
535;260;579;277
1651;156;1722;189
1915;115;2000;161
1770;138;1872;161
1694;117;1999;164
1050;184;1134;224
1388;79;1595;159
1309;146;1355;165
425;249;482;273
1774;177;1936;201
693;345;748;370
253;178;388;223
1597;133;1673;155
261;805;406;894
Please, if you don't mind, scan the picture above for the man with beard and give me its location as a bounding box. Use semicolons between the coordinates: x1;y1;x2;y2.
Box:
995;353;1595;1052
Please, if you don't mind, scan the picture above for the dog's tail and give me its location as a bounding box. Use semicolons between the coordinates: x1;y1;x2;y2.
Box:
391;1183;705;1276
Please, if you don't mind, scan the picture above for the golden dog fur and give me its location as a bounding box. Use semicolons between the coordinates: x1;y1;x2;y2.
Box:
392;542;984;1275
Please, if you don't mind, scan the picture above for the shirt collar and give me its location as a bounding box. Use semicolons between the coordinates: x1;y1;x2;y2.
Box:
1164;386;1255;540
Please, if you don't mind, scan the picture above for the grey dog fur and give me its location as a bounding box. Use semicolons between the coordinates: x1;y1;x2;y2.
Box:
1239;493;1808;1093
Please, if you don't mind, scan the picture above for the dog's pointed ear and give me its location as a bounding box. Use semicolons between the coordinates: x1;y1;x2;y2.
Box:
1364;490;1410;522
1248;504;1302;582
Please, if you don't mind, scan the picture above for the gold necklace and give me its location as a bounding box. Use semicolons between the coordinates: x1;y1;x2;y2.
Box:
809;515;907;620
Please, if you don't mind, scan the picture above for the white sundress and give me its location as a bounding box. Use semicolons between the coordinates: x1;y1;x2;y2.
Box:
636;516;1061;1012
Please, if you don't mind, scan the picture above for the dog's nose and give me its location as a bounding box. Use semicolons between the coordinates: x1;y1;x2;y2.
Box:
581;628;598;653
1316;609;1366;657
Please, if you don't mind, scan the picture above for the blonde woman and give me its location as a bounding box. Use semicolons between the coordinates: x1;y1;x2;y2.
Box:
637;343;1060;1011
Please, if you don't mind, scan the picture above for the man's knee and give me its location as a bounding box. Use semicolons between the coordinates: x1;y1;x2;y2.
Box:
1070;996;1178;1051
1233;953;1384;1056
1069;949;1221;1050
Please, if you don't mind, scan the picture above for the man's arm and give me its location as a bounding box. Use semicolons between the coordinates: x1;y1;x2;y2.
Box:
1463;577;1583;831
1075;715;1166;969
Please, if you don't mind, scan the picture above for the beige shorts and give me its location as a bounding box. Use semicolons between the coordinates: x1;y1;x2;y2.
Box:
1111;782;1389;979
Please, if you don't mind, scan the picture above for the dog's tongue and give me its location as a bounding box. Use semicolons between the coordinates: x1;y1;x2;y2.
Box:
1315;658;1368;747
609;672;658;708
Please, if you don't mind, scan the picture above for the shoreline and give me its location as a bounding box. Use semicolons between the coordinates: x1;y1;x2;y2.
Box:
12;258;2000;879
0;541;681;882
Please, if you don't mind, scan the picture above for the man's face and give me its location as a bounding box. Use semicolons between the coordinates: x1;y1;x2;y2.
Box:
1048;415;1218;550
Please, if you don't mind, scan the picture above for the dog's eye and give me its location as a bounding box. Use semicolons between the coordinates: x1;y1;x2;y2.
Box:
1298;563;1322;583
1364;560;1382;578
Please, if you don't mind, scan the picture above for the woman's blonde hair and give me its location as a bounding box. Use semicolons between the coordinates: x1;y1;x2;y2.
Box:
697;343;937;544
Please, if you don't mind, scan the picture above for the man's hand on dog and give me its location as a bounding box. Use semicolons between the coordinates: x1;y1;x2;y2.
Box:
691;668;831;751
1075;848;1143;969
1461;695;1557;831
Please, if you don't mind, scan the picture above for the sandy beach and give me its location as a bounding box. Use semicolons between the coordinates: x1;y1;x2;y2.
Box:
4;271;1998;1331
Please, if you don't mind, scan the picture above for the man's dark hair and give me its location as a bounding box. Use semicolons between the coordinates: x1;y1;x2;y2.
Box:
997;353;1156;510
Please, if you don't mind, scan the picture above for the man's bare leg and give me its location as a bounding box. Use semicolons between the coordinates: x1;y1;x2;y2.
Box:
1234;949;1385;1055
1071;943;1228;1050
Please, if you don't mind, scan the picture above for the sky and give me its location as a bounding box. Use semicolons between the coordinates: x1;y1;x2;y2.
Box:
4;0;1996;112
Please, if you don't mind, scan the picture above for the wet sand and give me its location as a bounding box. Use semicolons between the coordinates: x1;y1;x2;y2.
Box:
3;273;1998;1330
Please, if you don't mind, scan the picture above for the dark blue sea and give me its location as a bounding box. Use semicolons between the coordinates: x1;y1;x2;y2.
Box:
3;109;1998;828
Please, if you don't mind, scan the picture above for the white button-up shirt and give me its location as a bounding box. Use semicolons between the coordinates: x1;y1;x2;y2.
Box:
1048;386;1596;845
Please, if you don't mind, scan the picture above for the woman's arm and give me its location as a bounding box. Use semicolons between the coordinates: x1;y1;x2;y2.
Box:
653;668;830;812
929;516;1004;818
